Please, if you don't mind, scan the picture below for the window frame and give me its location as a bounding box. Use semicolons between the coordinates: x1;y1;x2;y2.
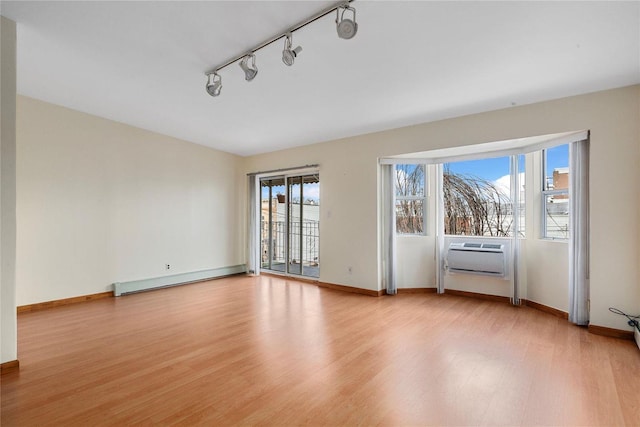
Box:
541;146;569;240
394;163;427;236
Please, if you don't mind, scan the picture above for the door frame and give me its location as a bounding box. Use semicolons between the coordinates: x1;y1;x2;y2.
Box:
257;168;320;279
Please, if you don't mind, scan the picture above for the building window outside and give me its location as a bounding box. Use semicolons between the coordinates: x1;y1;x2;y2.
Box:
395;164;426;235
542;144;569;239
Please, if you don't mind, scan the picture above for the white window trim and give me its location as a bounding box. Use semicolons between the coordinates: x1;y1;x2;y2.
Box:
395;164;427;236
541;189;569;240
541;146;570;240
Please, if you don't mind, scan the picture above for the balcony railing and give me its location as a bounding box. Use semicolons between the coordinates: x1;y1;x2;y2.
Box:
261;220;319;268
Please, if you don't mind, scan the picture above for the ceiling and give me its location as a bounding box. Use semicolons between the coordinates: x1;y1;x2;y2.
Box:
1;1;639;156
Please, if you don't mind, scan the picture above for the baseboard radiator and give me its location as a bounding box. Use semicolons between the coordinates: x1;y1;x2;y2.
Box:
113;265;246;296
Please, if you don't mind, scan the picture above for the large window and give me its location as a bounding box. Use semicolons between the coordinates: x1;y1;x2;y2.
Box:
395;164;426;235
542;144;569;239
443;155;524;237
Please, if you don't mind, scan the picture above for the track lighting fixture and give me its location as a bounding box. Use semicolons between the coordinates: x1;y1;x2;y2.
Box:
336;4;358;40
204;0;357;97
282;33;303;66
239;53;258;81
205;72;222;97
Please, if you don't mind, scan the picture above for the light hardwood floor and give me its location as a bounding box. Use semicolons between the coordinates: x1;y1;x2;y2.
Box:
2;275;639;426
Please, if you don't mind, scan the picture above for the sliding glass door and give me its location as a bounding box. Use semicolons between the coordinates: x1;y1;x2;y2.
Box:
260;173;319;278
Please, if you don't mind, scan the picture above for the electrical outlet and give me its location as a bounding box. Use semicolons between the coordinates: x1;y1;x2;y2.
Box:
166;264;171;270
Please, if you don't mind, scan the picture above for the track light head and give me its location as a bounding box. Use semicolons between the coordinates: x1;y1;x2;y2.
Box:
239;53;258;81
282;33;303;66
205;72;222;97
336;5;358;40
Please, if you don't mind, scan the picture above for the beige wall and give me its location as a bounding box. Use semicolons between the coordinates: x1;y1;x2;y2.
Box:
1;16;17;364
16;96;243;305
242;136;385;290
13;85;640;332
241;85;640;330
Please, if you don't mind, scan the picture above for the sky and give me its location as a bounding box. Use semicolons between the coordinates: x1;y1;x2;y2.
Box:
445;156;511;182
544;144;569;178
446;144;569;182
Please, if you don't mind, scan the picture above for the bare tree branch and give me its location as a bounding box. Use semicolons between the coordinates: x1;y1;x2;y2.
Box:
395;165;425;234
443;167;512;237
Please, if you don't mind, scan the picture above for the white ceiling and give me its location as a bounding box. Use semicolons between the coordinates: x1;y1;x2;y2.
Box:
1;1;639;156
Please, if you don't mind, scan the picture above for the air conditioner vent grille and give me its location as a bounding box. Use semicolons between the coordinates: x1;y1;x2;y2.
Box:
482;243;502;250
463;243;482;248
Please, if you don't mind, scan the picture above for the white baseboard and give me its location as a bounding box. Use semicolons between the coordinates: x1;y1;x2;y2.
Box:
113;265;246;296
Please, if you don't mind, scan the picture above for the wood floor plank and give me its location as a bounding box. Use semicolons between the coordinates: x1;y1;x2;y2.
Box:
2;275;639;426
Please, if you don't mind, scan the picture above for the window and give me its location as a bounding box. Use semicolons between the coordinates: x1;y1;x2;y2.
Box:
542;144;569;239
443;155;524;237
395;164;426;235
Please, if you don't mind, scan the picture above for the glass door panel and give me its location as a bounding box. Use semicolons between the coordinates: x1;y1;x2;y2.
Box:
302;176;320;278
260;177;286;273
287;176;302;275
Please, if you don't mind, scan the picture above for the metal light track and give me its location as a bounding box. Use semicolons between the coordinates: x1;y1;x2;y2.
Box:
204;0;355;76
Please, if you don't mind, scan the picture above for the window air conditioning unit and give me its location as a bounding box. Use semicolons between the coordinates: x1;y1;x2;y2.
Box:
447;242;507;278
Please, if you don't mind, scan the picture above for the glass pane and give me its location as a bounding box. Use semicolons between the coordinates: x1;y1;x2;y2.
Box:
288;177;302;275
446;157;510;181
301;177;320;278
545;193;569;239
443;156;512;237
260;179;286;272
544;144;569;191
395;199;424;234
395;164;425;197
